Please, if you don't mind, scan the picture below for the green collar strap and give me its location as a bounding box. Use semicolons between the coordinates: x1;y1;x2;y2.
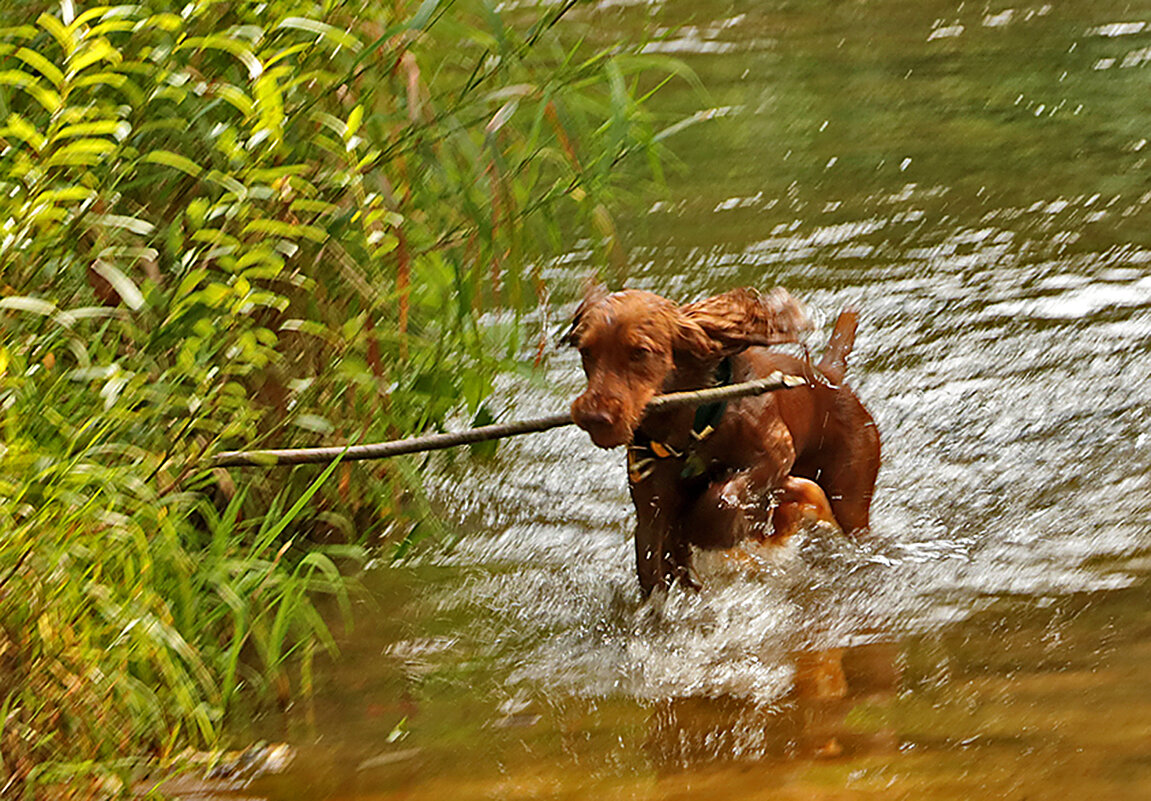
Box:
690;355;732;440
627;357;733;483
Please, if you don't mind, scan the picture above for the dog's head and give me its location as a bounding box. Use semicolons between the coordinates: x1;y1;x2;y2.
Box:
562;285;810;449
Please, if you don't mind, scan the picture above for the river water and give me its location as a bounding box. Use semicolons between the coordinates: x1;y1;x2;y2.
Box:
240;2;1151;799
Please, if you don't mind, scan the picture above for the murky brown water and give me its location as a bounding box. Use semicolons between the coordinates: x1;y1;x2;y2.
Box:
225;2;1151;798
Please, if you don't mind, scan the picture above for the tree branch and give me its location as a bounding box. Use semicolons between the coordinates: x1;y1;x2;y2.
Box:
210;372;805;467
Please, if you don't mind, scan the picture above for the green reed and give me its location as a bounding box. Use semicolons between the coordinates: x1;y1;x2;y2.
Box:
0;0;679;794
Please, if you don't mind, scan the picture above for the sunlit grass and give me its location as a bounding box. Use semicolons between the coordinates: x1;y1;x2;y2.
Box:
0;0;677;794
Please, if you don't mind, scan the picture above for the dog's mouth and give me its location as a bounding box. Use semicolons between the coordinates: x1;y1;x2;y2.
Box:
572;413;634;449
583;424;632;450
570;397;640;450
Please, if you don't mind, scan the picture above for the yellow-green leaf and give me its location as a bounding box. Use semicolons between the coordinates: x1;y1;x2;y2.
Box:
242;218;327;243
52;120;131;142
264;42;310;69
204;170;247;198
72;72;142;104
253;70;286;140
177;36;262;80
1;113;45;151
71;70;126;89
34;186;96;204
37;13;74;57
215;84;254;117
68;39;121;75
174;268;207;298
276;17;361;51
0;26;39;42
14;46;64;88
140;13;184;33
88;20;137;38
199;282;232;306
190;229;241;250
279;319;330;340
0;69;61;113
29;205;70;226
75;5;122;28
45;138;116;167
289;199;338;215
344;104;363;143
144;149;203;177
236;246;285;271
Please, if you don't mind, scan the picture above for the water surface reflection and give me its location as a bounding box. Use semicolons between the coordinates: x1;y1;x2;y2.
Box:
229;1;1151;798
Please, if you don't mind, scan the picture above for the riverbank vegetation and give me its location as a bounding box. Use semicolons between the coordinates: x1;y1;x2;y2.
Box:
0;0;678;794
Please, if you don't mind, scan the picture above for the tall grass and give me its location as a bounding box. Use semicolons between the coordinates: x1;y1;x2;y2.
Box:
0;0;676;794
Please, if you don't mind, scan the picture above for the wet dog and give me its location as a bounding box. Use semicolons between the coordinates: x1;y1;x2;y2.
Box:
563;285;880;593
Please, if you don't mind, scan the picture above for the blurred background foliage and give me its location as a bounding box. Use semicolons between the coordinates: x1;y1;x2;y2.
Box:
0;0;676;794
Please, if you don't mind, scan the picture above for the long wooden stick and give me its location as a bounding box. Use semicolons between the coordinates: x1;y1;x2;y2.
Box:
209;372;805;467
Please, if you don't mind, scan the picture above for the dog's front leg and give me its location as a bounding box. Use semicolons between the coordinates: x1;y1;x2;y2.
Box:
629;463;693;594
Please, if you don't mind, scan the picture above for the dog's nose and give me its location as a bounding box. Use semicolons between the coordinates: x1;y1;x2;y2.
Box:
574;408;614;429
571;395;629;448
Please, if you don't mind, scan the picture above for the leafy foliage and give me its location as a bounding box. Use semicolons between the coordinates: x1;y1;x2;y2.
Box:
0;0;672;794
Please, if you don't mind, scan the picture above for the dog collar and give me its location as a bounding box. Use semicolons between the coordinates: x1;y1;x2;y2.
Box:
627;357;732;483
690;355;732;437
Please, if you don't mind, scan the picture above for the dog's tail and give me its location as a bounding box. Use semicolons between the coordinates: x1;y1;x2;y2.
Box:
816;309;858;384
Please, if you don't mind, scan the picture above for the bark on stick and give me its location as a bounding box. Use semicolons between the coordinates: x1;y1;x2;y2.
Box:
210;372;805;468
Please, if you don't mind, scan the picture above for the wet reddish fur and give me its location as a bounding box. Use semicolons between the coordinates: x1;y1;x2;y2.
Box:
565;286;880;593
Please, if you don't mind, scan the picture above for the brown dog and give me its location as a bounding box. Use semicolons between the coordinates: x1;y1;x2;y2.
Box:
563;286;880;593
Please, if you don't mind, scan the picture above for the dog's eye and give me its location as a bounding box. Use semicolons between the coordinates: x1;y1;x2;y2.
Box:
630;346;652;362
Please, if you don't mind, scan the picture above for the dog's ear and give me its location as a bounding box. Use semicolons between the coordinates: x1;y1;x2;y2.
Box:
679;287;811;355
671;314;721;360
559;282;609;347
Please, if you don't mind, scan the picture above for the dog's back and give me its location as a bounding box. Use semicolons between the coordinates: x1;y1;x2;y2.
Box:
734;309;878;535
